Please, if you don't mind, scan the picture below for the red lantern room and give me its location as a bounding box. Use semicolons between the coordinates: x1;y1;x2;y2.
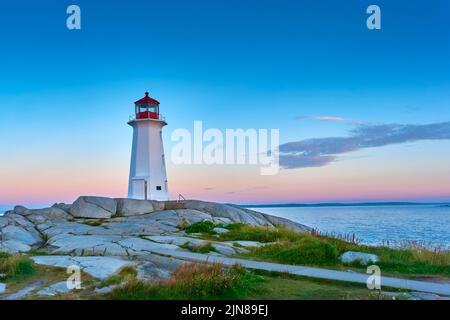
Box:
134;92;160;120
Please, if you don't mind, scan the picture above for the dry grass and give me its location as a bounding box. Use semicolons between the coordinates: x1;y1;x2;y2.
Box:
101;265;138;286
407;243;450;265
106;262;261;300
182;242;218;253
0;253;35;279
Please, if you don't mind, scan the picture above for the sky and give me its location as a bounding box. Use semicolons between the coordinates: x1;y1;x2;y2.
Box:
0;0;450;209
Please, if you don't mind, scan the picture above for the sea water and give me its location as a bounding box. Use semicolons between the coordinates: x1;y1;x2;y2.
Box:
251;205;450;248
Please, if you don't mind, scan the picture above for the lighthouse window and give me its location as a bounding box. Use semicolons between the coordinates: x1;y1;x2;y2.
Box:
156;186;162;191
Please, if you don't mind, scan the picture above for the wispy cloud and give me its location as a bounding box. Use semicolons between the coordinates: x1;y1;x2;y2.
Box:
279;122;450;169
295;115;352;122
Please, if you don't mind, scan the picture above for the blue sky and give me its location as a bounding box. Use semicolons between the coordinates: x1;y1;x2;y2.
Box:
1;0;449;208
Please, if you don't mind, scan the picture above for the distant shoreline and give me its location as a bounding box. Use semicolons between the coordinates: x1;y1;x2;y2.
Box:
2;202;450;213
240;202;450;208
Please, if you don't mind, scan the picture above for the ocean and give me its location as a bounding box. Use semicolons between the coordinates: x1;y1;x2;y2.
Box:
251;205;450;248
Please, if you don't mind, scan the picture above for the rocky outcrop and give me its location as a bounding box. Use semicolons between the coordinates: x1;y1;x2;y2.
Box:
115;198;157;216
340;251;379;265
180;201;269;225
12;205;30;215
52;203;72;212
1;198;310;256
0;240;31;253
0;212;42;253
1;225;41;246
70;196;117;219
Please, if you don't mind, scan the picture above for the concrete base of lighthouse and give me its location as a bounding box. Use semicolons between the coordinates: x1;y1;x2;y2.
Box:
127;118;169;201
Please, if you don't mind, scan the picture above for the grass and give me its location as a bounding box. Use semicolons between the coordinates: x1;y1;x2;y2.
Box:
181;242;218;254
190;222;450;277
0;252;98;299
250;239;339;266
101;265;138;287
218;223;300;242
0;251;419;300
176;218;190;230
184;221;217;234
25;266;98;300
247;270;402;300
40;232;49;244
313;235;450;276
0;252;36;280
81;220;104;227
106;262;261;300
186;221;302;241
103;262;398;300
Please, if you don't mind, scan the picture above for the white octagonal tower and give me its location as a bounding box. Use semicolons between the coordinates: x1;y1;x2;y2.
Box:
127;91;169;201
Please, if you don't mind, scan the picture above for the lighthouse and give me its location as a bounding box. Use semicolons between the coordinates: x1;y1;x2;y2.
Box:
127;91;169;201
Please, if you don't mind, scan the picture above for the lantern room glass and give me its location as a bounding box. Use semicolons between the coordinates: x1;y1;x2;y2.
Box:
135;102;159;119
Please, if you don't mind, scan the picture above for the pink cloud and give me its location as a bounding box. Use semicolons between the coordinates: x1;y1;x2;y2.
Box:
316;116;349;121
295;115;351;122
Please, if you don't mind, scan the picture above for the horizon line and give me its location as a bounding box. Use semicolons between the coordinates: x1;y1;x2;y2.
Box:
238;201;450;208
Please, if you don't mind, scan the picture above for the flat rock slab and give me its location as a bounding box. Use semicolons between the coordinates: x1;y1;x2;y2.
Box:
48;235;128;256
2;280;44;300
100;221;176;236
37;281;73;297
135;254;185;280
340;251;379;265
117;237;179;254
0;239;31;253
211;243;236;256
95;285;115;294
146;235;206;246
1;225;41;246
213;227;229;234
31;256;133;280
42;221;97;237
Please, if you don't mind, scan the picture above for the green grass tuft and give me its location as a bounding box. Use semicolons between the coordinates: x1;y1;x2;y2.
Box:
101;265;138;286
191;243;218;254
184;221;217;234
106;262;261;300
218;224;305;243
181;242;218;254
82;220;104;227
0;252;36;280
250;238;339;266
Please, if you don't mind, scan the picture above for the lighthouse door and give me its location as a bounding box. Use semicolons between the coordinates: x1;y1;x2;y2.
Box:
131;179;148;200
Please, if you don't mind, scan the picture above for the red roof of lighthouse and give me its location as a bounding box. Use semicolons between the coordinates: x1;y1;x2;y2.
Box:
134;92;160;105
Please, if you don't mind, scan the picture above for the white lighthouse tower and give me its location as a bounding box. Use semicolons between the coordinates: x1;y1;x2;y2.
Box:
127;91;169;201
